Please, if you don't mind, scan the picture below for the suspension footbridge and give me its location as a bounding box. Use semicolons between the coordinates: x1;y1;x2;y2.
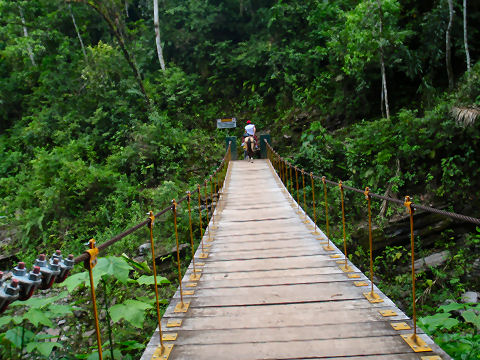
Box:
4;141;477;359
140;157;450;359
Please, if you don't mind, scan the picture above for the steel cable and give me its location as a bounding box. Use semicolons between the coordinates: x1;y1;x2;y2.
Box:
264;141;480;225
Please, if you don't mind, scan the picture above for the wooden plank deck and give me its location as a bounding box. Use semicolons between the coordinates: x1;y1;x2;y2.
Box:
142;159;450;360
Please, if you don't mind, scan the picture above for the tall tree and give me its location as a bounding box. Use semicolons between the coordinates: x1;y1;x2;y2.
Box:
377;0;390;119
153;0;166;71
335;0;407;119
446;0;454;88
68;3;87;62
463;0;471;73
17;4;36;66
73;0;150;107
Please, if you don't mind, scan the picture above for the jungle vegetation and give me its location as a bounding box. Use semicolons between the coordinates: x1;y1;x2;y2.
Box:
0;0;479;358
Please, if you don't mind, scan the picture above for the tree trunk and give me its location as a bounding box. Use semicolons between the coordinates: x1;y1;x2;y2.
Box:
380;50;390;119
153;0;166;71
125;0;129;17
84;1;150;107
68;4;88;62
18;5;36;66
377;0;389;119
463;0;471;72
446;0;454;88
380;77;385;118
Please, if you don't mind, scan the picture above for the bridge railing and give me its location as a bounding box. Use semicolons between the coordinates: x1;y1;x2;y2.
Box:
0;144;232;360
265;140;480;353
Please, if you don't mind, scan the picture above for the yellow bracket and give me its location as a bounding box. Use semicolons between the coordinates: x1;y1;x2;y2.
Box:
363;291;384;303
347;274;361;278
166;319;182;327
323;245;335;251
401;334;432;352
379;310;397;317
189;273;201;281
186;282;197;287
421;357;442;360
391;322;411;330
86;239;99;269
182;290;194;295
205;244;212;247
199;252;209;259
194;268;203;273
174;301;191;313
152;344;173;360
311;230;321;235
354;281;368;287
196;262;205;266
162;333;177;341
339;264;354;273
306;225;314;230
330;254;342;258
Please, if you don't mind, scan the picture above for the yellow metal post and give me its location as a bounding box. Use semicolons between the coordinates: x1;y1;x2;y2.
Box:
301;170;308;221
204;181;211;242
322;177;334;250
186;194;196;275
295;167;300;212
401;196;432;352
197;185;206;258
172;200;190;312
210;176;215;225
147;212;166;353
363;188;383;303
338;182;353;272
86;239;103;360
288;165;293;199
311;173;319;235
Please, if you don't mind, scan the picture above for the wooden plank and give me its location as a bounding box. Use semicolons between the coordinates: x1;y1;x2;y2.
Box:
159;335;439;360
183;265;353;281
187;255;340;273
163;300;404;320
148;321;421;346
161;306;410;330
182;273;362;289
170;282;372;307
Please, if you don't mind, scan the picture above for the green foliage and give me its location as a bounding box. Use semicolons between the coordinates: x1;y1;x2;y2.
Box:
1;0;480;358
419;302;480;360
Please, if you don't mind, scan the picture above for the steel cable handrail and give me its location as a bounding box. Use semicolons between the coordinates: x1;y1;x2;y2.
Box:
265;141;480;225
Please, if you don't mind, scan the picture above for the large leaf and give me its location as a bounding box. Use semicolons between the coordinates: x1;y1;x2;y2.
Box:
11;291;68;309
462;310;480;330
48;304;74;317
26;341;62;357
93;256;133;284
4;327;35;348
63;271;89;292
109;299;152;328
418;312;459;332
0;315;13;327
438;302;465;313
136;275;169;286
25;308;53;327
63;256;133;291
